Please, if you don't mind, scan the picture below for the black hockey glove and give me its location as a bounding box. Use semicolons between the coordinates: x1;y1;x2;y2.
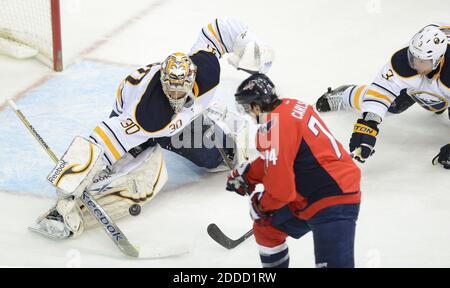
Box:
432;144;450;170
349;114;380;163
388;89;415;114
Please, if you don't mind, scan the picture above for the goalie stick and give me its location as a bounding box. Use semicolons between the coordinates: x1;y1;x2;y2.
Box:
217;147;234;169
7;99;140;258
207;223;253;250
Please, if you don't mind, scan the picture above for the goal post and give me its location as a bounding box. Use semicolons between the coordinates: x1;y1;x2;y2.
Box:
50;0;63;71
0;0;63;71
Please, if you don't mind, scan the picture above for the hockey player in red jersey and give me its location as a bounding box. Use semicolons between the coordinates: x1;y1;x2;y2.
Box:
226;74;361;268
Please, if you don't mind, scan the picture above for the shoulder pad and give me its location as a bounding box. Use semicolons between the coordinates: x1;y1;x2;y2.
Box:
391;47;418;78
190;51;220;96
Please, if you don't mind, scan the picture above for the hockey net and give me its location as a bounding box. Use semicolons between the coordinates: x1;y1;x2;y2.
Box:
0;0;63;71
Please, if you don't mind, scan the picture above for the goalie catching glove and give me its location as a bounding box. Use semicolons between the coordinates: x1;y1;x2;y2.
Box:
349;113;381;163
433;143;450;170
227;30;274;74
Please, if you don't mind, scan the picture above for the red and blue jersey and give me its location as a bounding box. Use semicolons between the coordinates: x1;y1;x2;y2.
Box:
246;98;361;220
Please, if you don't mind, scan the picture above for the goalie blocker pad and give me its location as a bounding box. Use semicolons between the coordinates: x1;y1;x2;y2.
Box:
204;102;261;166
47;137;104;198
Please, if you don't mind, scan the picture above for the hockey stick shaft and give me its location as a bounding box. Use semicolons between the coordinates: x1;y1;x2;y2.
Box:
218;147;234;169
7;100;59;163
7;99;139;258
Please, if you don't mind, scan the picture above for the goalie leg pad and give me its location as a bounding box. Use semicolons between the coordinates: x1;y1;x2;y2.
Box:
82;144;168;230
31;145;167;239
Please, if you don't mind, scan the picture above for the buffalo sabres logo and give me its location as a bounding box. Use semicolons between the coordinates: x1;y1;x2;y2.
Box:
409;90;449;113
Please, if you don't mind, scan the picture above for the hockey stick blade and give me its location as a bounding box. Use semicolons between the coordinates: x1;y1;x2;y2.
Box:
207;223;253;250
81;191;140;258
137;244;190;260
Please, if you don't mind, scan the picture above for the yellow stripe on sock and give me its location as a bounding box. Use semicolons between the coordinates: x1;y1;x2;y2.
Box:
94;126;121;161
366;89;393;104
353;85;366;111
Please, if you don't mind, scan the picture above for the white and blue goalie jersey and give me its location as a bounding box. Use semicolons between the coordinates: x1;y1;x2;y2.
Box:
89;18;262;165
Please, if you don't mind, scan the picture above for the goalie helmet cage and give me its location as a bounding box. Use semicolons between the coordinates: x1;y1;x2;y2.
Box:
0;0;63;71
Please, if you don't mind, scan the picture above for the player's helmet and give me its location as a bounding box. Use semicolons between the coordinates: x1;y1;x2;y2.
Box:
160;52;197;113
408;26;447;73
235;73;278;113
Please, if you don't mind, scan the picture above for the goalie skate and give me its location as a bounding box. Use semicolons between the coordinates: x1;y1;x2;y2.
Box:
28;208;73;240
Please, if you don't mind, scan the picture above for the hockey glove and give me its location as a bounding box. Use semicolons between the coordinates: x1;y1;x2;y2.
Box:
432;144;450;170
249;191;273;223
388;89;415;114
350;115;380;163
226;162;255;196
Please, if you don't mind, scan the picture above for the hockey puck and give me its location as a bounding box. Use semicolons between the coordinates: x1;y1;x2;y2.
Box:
129;204;141;216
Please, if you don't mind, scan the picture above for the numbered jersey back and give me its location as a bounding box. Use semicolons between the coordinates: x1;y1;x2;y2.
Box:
298;102;360;198
258;99;360;202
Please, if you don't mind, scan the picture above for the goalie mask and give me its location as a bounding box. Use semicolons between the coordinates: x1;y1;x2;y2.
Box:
408;26;447;74
160;53;197;113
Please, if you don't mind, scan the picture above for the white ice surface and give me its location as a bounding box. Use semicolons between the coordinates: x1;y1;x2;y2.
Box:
0;0;449;267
